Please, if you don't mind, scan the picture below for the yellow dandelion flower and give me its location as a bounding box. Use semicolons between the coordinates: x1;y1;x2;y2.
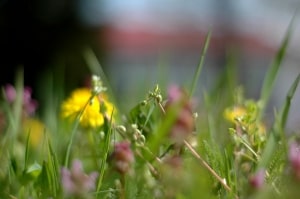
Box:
22;118;46;148
61;88;115;128
224;106;247;124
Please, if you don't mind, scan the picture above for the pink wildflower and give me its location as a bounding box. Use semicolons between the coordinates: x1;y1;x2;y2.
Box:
288;141;300;179
164;85;195;144
61;159;98;197
4;84;38;116
249;169;265;189
4;84;16;103
110;141;135;174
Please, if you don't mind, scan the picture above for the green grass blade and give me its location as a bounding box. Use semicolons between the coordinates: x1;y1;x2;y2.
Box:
64;95;93;167
189;29;211;98
258;18;294;119
258;73;300;169
143;104;155;128
96;109;114;198
83;47;102;77
24;130;31;171
83;48;119;111
47;137;60;196
280;73;300;130
3;67;24;142
12;68;24;135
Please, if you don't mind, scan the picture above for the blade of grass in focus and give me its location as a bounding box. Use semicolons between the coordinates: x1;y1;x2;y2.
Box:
279;73;300;130
258;17;294;120
96;109;114;198
189;29;211;98
258;73;300;169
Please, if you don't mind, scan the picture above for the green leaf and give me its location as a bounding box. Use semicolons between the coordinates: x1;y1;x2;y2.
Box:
129;104;145;124
25;162;42;178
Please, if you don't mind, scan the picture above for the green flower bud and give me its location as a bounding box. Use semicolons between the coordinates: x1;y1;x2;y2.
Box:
116;125;127;134
91;75;107;95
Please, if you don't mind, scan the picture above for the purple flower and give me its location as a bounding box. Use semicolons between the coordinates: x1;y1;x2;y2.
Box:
23;86;38;115
164;85;196;144
4;84;38;116
110;141;135;174
167;85;184;103
288;141;300;179
249;169;265;189
61;159;98;197
4;84;16;103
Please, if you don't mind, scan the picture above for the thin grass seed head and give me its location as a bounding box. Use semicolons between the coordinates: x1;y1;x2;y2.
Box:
91;75;107;95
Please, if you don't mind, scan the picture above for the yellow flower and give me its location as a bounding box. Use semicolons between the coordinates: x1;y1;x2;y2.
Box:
22;118;46;148
61;88;115;128
224;106;247;124
249;122;267;135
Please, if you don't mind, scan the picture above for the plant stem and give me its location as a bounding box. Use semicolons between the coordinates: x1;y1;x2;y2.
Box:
96;109;114;197
64;95;94;167
158;97;237;197
184;140;238;198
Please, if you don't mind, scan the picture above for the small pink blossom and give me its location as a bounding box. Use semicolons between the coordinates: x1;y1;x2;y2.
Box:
288;141;300;179
110;141;135;174
164;84;196;144
249;169;265;189
61;159;98;197
167;85;184;103
4;84;16;103
3;84;38;116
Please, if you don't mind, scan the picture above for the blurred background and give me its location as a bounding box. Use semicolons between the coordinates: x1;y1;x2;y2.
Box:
0;0;299;129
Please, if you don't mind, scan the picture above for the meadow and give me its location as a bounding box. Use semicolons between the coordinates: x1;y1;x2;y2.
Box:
0;22;300;199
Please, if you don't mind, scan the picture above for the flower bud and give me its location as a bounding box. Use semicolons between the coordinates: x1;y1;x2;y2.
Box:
116;125;127;134
288;141;300;179
110;141;135;174
249;169;265;189
4;84;38;116
164;84;196;144
91;75;107;95
61;159;98;197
